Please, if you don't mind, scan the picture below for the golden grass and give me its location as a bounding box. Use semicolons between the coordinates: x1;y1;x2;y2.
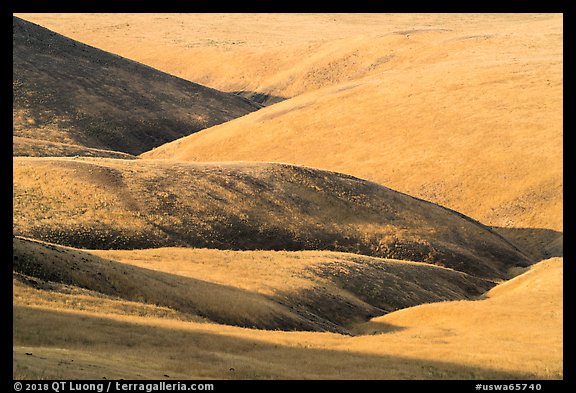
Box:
13;258;562;379
11;13;563;380
83;13;562;233
13;236;494;333
351;257;563;378
13;136;136;159
13;274;204;323
13;157;532;280
14;14;560;100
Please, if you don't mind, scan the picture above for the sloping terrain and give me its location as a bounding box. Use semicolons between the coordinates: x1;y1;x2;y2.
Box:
13;236;494;334
13;136;136;159
13;257;562;379
13;157;531;280
13;16;260;156
124;14;561;234
350;257;563;379
12;13;562;381
14;14;560;102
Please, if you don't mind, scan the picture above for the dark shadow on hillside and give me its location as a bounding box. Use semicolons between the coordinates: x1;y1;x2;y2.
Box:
491;227;563;261
14;160;532;281
13;17;259;155
14;305;546;380
13;236;491;336
230;91;287;106
12;237;324;333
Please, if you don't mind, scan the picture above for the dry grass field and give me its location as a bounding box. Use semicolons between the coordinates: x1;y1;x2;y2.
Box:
13;157;531;280
13;253;562;379
13;236;495;333
14;14;561;232
13;13;562;380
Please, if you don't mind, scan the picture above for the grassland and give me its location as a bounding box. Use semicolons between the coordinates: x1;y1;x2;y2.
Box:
13;236;496;333
12;13;563;380
14;256;562;379
13;157;531;280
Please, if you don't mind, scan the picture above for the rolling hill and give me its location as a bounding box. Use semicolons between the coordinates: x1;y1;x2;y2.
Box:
13;236;494;334
13;16;260;157
13;255;562;379
13;157;531;280
14;14;561;103
350;257;563;379
12;13;563;381
123;14;561;234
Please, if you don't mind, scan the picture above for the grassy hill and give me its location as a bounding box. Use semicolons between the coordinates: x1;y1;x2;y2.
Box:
13;236;495;333
14;255;562;379
12;14;562;381
13;157;531;280
117;14;562;234
13;16;259;157
14;14;561;102
351;257;563;379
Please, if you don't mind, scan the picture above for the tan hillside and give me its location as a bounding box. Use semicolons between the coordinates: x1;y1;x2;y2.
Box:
351;257;563;378
12;14;562;381
13;157;531;280
102;13;562;234
13;16;259;157
14;257;562;379
13;236;494;334
13;136;136;159
14;14;561;102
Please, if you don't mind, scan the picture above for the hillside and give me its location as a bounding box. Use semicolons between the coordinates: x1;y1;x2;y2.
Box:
13;236;494;334
350;257;563;378
13;16;259;156
13;136;136;159
14;256;562;379
12;13;562;381
122;14;561;234
13;157;531;280
14;14;561;102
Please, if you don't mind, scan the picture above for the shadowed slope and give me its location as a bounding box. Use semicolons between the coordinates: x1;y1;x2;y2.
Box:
13;136;136;159
13;237;494;334
350;258;562;379
13;306;539;380
492;227;563;261
13;16;260;156
13;257;561;379
13;157;531;280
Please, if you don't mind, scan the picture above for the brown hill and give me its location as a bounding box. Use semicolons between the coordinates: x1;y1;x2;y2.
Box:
12;16;260;157
13;157;531;280
350;257;563;378
13;136;136;159
14;14;561;103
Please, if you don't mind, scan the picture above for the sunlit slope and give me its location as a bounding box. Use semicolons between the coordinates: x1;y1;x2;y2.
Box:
13;157;530;280
15;14;562;102
138;15;562;232
13;136;136;159
13;257;561;379
351;257;563;379
13;16;259;157
13;236;494;333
